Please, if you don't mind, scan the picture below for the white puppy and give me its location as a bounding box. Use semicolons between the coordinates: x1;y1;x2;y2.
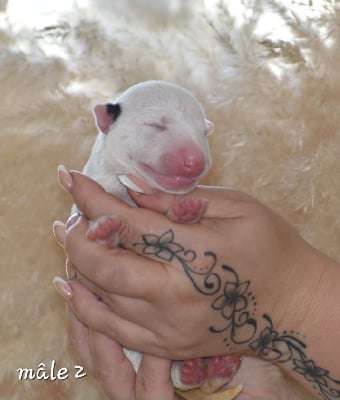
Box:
77;81;241;396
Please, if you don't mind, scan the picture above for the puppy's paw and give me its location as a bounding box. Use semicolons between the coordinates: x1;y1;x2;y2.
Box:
86;215;122;248
171;358;207;391
167;197;208;224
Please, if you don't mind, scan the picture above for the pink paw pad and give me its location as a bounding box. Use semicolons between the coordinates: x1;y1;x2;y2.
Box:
207;354;242;381
86;215;122;248
167;197;208;224
180;358;207;386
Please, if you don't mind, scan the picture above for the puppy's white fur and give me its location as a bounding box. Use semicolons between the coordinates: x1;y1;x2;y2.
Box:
81;80;213;390
83;80;213;203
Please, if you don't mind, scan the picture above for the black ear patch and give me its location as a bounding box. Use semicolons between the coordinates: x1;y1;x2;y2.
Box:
106;103;121;120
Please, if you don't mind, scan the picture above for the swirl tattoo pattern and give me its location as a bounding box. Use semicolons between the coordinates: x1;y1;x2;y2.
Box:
134;229;340;399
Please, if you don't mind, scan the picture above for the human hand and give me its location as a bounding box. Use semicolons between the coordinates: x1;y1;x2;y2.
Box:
53;169;321;361
61;273;174;400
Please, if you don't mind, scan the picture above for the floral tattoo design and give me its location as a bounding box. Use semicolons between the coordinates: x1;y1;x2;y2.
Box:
134;229;340;399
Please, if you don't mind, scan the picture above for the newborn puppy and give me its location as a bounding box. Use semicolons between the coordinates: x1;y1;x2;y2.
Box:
78;81;241;398
81;80;213;220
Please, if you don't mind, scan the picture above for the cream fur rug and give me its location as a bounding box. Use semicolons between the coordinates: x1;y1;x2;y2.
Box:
1;0;339;398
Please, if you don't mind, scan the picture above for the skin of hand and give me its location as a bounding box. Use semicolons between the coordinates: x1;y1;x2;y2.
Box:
53;169;340;397
66;296;173;400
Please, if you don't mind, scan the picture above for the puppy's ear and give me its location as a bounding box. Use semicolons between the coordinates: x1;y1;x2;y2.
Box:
93;103;121;134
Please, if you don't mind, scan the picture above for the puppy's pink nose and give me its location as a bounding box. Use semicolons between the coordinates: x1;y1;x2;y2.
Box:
160;142;207;178
175;144;206;177
183;154;205;175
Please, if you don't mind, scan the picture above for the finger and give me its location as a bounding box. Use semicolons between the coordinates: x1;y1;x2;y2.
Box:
68;279;161;354
64;216;173;298
62;168;250;221
62;170;195;257
63;170;210;248
65;169;132;219
53;221;66;247
69;269;170;336
119;174;156;195
129;186;256;219
52;216;82;249
68;308;94;374
66;170;176;232
89;330;135;400
64;203;216;272
136;355;173;400
64;208;225;306
63;173;237;292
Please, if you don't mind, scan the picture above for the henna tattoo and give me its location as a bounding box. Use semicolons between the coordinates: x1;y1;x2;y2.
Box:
134;229;340;399
209;265;257;345
250;314;340;399
135;229;221;296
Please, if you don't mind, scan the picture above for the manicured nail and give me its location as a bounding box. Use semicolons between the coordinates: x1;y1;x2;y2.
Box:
53;221;66;246
53;277;73;300
66;213;82;229
58;165;73;193
118;175;157;195
118;175;145;193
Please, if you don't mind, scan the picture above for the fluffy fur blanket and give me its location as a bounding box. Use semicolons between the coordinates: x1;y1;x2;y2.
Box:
1;0;339;398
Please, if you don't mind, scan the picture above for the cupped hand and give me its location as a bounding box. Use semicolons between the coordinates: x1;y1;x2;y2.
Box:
68;302;173;400
53;169;321;362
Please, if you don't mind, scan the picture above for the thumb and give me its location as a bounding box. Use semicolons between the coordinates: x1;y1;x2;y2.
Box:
129;186;255;220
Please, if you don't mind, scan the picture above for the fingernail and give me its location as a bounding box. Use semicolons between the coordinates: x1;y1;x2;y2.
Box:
53;277;73;300
66;213;82;229
53;221;66;246
58;165;73;193
119;175;157;195
118;175;145;193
